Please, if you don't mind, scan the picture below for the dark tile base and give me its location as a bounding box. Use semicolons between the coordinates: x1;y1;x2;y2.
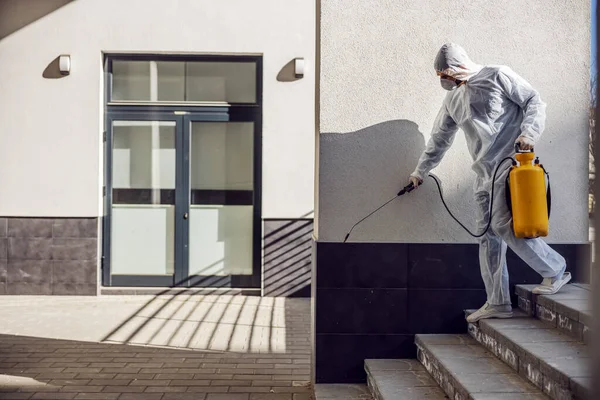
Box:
315;334;415;383
314;240;590;383
0;217;98;296
263;219;313;297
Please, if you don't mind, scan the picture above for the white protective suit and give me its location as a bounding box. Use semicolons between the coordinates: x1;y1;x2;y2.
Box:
411;43;566;306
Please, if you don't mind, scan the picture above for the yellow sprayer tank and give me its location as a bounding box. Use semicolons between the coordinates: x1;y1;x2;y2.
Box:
508;151;549;239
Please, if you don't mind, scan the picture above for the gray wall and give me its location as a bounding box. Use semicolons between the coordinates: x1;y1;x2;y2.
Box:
318;0;590;244
0;218;98;295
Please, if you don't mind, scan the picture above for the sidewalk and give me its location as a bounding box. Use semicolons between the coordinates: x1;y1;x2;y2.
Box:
0;294;312;400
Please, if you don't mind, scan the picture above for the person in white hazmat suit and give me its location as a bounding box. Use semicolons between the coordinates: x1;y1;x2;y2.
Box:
408;43;571;323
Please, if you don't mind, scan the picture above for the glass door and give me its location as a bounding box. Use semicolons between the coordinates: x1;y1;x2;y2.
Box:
104;114;184;286
181;117;261;288
103;113;261;288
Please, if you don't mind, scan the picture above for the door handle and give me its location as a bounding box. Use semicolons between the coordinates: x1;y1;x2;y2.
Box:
183;213;188;219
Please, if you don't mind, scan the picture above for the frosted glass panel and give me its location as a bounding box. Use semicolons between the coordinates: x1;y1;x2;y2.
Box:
110;120;176;277
112;121;176;191
188;206;253;276
112;61;150;101
186;62;256;103
190;122;253;190
111;60;256;103
156;61;185;101
111;205;175;275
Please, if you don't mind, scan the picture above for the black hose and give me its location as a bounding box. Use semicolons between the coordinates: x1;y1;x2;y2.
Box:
428;157;514;238
343;157;515;242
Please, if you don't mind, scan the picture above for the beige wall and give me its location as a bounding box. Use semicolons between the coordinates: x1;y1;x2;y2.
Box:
0;0;315;219
318;0;590;244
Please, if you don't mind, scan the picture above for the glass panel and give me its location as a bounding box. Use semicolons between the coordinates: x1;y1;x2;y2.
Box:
188;122;254;276
185;62;256;103
111;60;256;103
112;61;151;101
189;206;253;276
111;121;176;276
190;122;253;190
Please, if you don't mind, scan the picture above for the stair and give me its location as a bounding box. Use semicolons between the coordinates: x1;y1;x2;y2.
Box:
467;283;592;400
516;283;592;343
364;359;447;400
314;383;373;399
415;334;547;399
365;284;591;400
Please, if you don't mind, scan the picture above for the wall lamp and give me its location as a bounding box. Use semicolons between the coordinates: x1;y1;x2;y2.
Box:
59;54;71;75
294;57;305;78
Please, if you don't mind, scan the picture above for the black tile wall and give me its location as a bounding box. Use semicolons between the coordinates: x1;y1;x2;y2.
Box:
263;219;313;297
316;288;408;334
314;240;590;383
317;242;408;288
408;244;481;289
408;289;486;333
315;333;414;383
1;217;98;296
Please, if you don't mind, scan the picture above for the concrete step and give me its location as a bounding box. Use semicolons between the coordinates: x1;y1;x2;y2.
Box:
314;383;373;399
468;312;590;400
415;334;546;399
364;359;447;400
516;283;592;343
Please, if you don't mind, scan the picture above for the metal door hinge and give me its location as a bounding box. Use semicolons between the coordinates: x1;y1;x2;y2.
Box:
103;186;106;196
103;131;107;142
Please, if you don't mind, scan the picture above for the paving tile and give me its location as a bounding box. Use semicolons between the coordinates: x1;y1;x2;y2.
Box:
229;387;274;393
98;387;144;393
0;394;33;399
162;394;207;400
73;395;119;400
250;394;292;400
118;395;163;400
30;394;77;400
206;395;249;400
144;387;187;393
59;387;104;393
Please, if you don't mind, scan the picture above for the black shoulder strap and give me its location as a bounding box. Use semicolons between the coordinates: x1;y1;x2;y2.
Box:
541;165;551;218
505;173;512;214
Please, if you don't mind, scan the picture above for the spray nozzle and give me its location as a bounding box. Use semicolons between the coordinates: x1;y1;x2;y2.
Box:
398;182;415;196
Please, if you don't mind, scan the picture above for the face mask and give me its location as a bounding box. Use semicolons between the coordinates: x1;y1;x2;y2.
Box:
440;78;458;91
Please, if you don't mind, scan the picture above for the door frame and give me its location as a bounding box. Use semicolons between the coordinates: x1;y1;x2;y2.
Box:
102;54;263;289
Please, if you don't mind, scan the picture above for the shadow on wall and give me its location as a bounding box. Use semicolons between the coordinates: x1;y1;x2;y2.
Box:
263;219;314;297
0;0;75;41
277;59;302;82
42;56;67;79
320;119;449;242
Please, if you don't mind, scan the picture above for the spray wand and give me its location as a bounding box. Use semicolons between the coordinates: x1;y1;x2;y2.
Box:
343;157;515;242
